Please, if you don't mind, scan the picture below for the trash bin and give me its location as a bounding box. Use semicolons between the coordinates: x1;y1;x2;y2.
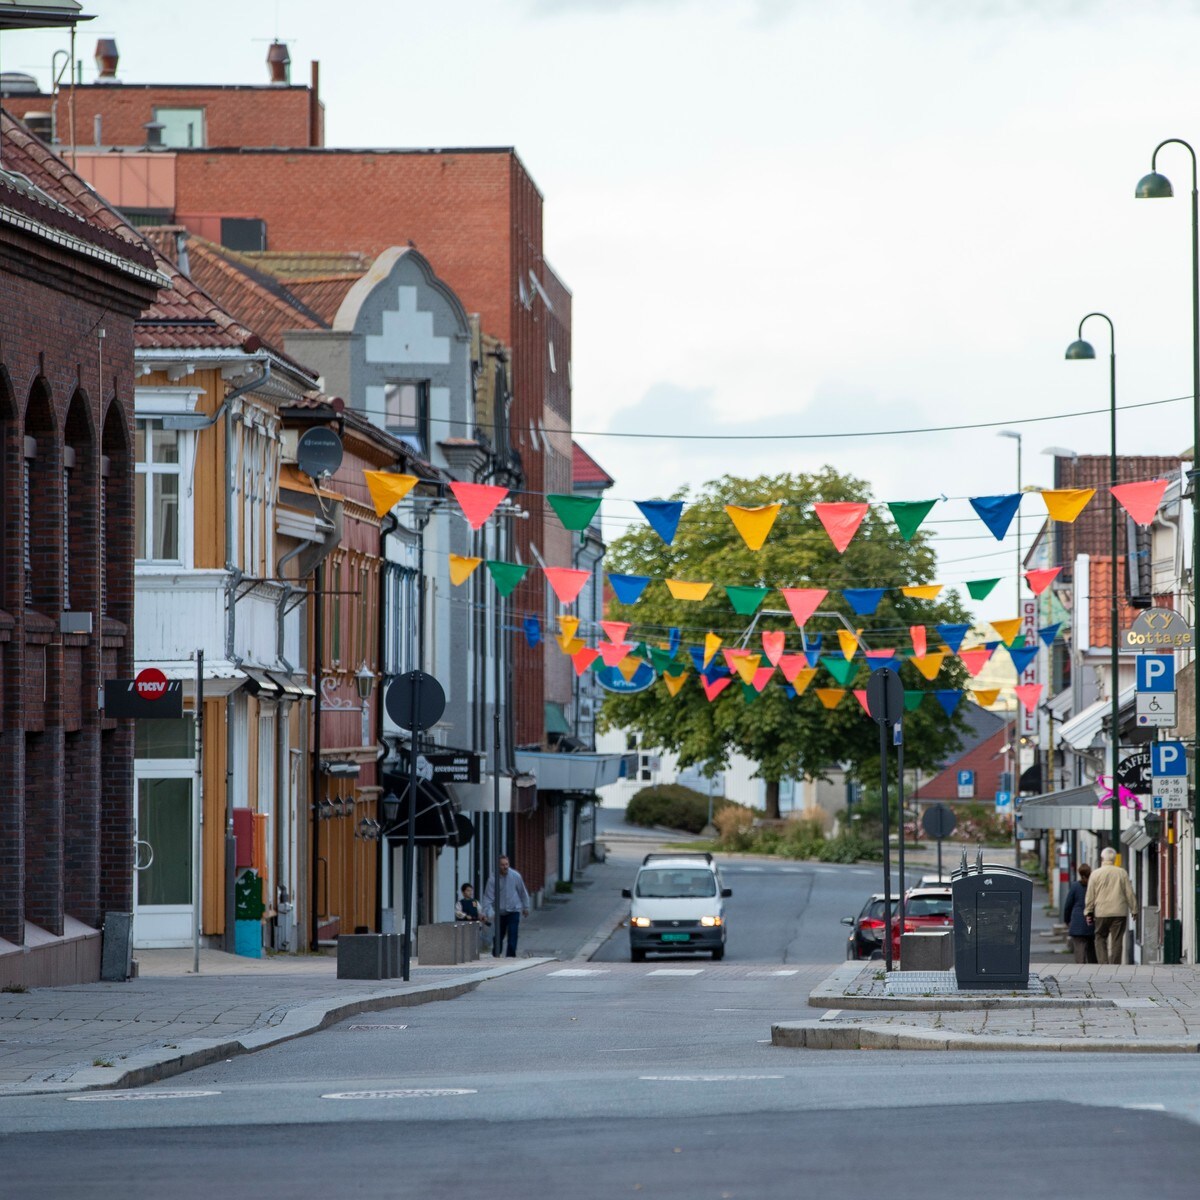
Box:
951;860;1033;990
1163;918;1183;965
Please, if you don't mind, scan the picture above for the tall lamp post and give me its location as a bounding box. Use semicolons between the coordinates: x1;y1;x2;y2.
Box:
1135;140;1200;957
1065;314;1122;863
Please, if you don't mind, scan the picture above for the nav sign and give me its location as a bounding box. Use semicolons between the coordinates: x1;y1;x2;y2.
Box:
103;670;184;720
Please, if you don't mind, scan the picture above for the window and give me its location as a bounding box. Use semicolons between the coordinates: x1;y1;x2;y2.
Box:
22;436;33;606
153;106;206;148
384;382;429;455
135;419;181;562
61;446;73;609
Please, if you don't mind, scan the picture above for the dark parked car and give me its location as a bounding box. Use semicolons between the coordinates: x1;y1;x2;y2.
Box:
842;893;901;960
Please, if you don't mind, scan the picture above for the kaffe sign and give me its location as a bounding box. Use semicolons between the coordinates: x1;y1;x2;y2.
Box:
103;668;184;719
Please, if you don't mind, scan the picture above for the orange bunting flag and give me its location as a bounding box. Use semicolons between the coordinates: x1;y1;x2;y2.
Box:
703;632;722;668
449;481;508;529
779;587;827;628
665;672;689;697
813;502;869;553
733;654;762;686
837;628;860;660
703;676;733;702
544;566;589;605
989;618;1022;646
724;502;782;551
901;584;942;601
778;654;808;684
911;651;947;681
1111;479;1169;527
815;688;846;709
790;667;818;695
972;688;1001;707
853;690;871;714
557;635;585;655
761;630;786;666
600;621;629;644
559;615;580;640
1024;567;1061;596
1014;683;1043;713
958;648;993;677
752;666;775;692
666;579;713;602
617;656;642;682
1041;487;1095;523
910;625;927;658
599;641;633;668
449;554;482;586
363;470;418;517
571;647;599;675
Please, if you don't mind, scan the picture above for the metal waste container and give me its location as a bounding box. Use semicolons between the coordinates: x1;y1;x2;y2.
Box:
951;861;1033;990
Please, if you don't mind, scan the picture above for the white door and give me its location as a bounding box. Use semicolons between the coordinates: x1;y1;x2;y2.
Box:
133;769;195;947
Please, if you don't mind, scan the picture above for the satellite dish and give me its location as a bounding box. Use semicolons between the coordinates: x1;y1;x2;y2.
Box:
296;427;344;480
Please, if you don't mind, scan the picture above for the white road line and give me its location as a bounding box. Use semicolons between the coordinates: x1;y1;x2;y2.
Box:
599;1047;658;1053
647;968;705;976
68;1091;219;1102
547;968;609;977
746;969;799;977
1124;1103;1166;1111
739;867;765;873
641;1075;784;1082
322;1089;477;1100
819;1009;843;1022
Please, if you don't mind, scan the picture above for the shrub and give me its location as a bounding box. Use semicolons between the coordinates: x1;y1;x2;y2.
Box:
713;803;757;850
625;783;728;834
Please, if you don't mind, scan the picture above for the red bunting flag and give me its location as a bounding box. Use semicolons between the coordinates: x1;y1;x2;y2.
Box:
910;625;927;658
571;647;599;675
449;481;508;529
779;587;828;628
599;641;633;667
752;666;775;692
813;502;869;553
958;648;993;677
761;630;785;666
703;676;733;702
543;566;590;604
1014;683;1043;713
600;621;629;644
853;689;871;714
1024;567;1061;596
778;653;808;684
1111;479;1168;528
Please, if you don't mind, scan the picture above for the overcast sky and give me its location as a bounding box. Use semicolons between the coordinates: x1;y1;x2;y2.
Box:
7;0;1200;618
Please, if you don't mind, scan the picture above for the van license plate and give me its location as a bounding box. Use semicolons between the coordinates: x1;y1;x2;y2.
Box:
661;932;690;942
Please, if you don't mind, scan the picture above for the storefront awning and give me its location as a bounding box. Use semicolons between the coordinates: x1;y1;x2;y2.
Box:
1019;785;1140;833
514;751;626;792
1058;687;1135;751
382;774;472;847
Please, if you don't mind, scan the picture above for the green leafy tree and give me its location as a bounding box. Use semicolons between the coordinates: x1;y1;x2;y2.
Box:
598;468;973;818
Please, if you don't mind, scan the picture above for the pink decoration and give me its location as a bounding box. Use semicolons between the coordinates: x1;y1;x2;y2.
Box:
813;502;869;553
761;630;786;666
1111;478;1169;528
779;587;828;628
722;648;750;669
703;676;733;702
598;642;632;667
1014;682;1043;713
778;654;807;684
910;625;926;658
600;621;629;644
752;666;774;692
853;689;871;713
958;649;993;677
1024;567;1061;596
543;566;589;604
571;647;599;676
449;481;508;529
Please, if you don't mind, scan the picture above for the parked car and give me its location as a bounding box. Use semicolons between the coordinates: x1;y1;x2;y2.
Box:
890;886;953;961
622;852;732;962
842;893;901;960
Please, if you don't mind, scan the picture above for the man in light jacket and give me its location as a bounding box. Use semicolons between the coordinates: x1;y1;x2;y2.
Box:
1084;847;1136;965
481;857;531;957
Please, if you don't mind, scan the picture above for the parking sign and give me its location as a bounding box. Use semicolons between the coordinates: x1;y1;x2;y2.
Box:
1136;654;1175;694
957;769;975;799
1151;740;1188;810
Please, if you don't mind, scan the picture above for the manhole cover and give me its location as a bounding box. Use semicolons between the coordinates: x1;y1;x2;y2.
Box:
321;1088;477;1100
68;1090;220;1102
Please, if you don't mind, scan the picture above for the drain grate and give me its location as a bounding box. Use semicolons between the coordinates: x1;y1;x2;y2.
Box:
347;1023;409;1031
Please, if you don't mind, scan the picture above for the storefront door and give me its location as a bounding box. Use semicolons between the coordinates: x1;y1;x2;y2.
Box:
133;770;194;947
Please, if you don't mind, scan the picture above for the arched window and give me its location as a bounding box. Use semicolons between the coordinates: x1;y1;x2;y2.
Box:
62;391;95;614
101;400;132;625
0;368;14;611
23;381;59;613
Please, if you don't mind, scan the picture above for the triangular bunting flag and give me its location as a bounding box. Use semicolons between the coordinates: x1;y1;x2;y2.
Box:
901;584;943;601
865;652;897;672
934;690;963;716
958;648;992;677
1014;683;1043;713
990;618;1022;646
600;620;629;644
1008;645;1039;675
599;641;633;668
887;499;937;541
668;628;681;654
363;470;418;517
547;493;602;531
703;676;733;702
815;688;846;709
544;566;589;604
791;667;818;695
523;616;541;648
666;579;713;602
936;624;971;653
837;628;860;660
703;632;722;668
450;481;508;529
648;647;678;674
557;635;584;655
969;493;1022;541
559;615;580;640
853;689;871;714
486;560;529;597
449;554;482;586
571;647;599;675
1042;487;1095;523
1024;567;1061;596
1038;623;1062;647
1111;478;1168;527
741;683;760;704
822;656;859;686
910;625;927;658
911;651;947;681
726;585;770;615
635;499;684;545
617;656;642;682
752;666;774;693
724;502;782;551
779;588;827;628
733;655;762;686
608;574;650;605
972;688;1001;707
664;672;689;697
966;578;1001;601
903;691;925;711
778;654;808;684
722;647;750;668
761;630;786;666
842;588;885;616
813;501;869;553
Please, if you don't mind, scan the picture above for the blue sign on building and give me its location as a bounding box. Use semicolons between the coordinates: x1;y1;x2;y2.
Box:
1136;654;1175;694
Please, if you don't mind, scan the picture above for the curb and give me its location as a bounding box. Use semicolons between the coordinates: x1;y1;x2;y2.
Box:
770;1020;1200;1054
3;958;550;1097
573;898;631;961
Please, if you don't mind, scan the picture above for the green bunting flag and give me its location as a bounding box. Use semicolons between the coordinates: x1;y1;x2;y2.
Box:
903;691;925;711
547;494;602;532
821;656;860;686
741;683;759;704
966;577;1001;601
485;560;529;597
887;499;937;542
725;585;770;615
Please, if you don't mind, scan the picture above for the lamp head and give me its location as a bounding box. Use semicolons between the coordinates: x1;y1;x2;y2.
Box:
1065;338;1096;361
1135;170;1174;199
997;429;1022;443
354;662;375;701
382;791;401;825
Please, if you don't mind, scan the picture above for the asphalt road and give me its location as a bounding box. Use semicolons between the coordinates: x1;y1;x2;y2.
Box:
4;861;1199;1199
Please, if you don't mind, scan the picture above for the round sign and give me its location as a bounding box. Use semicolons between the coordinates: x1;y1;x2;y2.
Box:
865;668;904;726
922;802;958;840
134;667;169;702
594;663;656;694
385;670;447;732
296;426;344;480
1117;750;1152;796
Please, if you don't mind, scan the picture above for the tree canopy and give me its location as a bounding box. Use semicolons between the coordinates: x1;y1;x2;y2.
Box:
597;468;974;817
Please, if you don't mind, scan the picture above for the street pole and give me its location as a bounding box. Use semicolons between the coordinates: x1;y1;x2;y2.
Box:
401;670;418;981
879;718;893;972
896;722;906;927
310;563;324;953
193;649;203;975
493;708;502;959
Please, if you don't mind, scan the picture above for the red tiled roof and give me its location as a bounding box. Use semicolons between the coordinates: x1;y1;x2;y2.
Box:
1086;555;1168;649
573;441;613;489
287;275;361;324
913;723;1013;801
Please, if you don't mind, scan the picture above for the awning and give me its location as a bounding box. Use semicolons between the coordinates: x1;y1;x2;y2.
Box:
1018;785;1140;833
1058;686;1135;751
267;671;315;698
545;702;570;736
514;750;626;792
451;774;537;814
382;774;471;846
240;668;280;696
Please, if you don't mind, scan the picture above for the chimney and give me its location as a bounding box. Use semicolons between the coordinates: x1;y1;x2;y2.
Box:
95;38;119;82
266;40;291;85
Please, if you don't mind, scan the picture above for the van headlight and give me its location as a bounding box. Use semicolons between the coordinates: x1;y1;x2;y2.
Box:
700;916;722;927
631;917;651;928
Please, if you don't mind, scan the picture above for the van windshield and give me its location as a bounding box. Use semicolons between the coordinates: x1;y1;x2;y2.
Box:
635;868;717;898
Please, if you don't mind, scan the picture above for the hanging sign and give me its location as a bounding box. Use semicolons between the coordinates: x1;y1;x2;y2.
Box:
594;663;656;694
1124;608;1193;650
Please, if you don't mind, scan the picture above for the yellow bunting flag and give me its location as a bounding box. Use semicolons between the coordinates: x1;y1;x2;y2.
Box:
733;654;762;686
973;688;1001;707
911;651;947;681
837;628;860;660
665;672;689;697
703;632;722;668
556;635;584;655
666;579;713;602
363;470;418;517
617;656;642;682
791;667;818;696
449;554;482;586
989;618;1022;646
815;688;846;709
724;502;782;552
901;584;943;601
1041;487;1095;523
558;615;580;641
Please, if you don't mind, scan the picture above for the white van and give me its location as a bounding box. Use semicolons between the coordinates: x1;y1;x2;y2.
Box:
621;852;732;962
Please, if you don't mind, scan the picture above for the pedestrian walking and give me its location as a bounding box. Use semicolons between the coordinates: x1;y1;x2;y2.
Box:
481;856;530;957
1084;847;1136;965
1062;862;1097;964
455;883;482;923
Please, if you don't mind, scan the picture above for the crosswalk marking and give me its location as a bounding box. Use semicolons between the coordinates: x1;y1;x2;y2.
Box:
647;968;705;976
746;969;799;977
547;968;609;977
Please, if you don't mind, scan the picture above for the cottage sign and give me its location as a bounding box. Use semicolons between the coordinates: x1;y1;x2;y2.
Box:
1123;607;1194;650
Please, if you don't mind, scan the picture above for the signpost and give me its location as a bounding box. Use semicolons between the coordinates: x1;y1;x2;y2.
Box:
866;668;904;972
956;769;975;799
921;802;957;881
994;790;1013;814
1150;741;1189;812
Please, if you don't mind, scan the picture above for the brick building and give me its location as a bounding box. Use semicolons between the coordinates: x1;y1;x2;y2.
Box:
0;112;161;986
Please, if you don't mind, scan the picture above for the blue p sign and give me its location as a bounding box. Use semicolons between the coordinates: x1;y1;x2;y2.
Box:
1151;741;1187;777
1136;654;1175;694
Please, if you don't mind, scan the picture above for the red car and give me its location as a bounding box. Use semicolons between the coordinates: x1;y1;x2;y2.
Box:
891;887;953;961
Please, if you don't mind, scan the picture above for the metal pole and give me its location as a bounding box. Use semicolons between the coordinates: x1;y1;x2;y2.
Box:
896;723;906;928
401;672;418;981
310;564;323;952
493;709;502;959
1109;331;1122;865
879;720;893;972
1192;169;1200;961
1015;434;1023;613
193;650;203;974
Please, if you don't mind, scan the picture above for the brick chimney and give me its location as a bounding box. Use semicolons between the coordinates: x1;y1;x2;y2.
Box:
95;38;118;82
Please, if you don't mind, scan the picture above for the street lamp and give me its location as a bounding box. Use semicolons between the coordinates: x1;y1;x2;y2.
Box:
1135;139;1200;958
997;430;1023;612
1065;314;1121;863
